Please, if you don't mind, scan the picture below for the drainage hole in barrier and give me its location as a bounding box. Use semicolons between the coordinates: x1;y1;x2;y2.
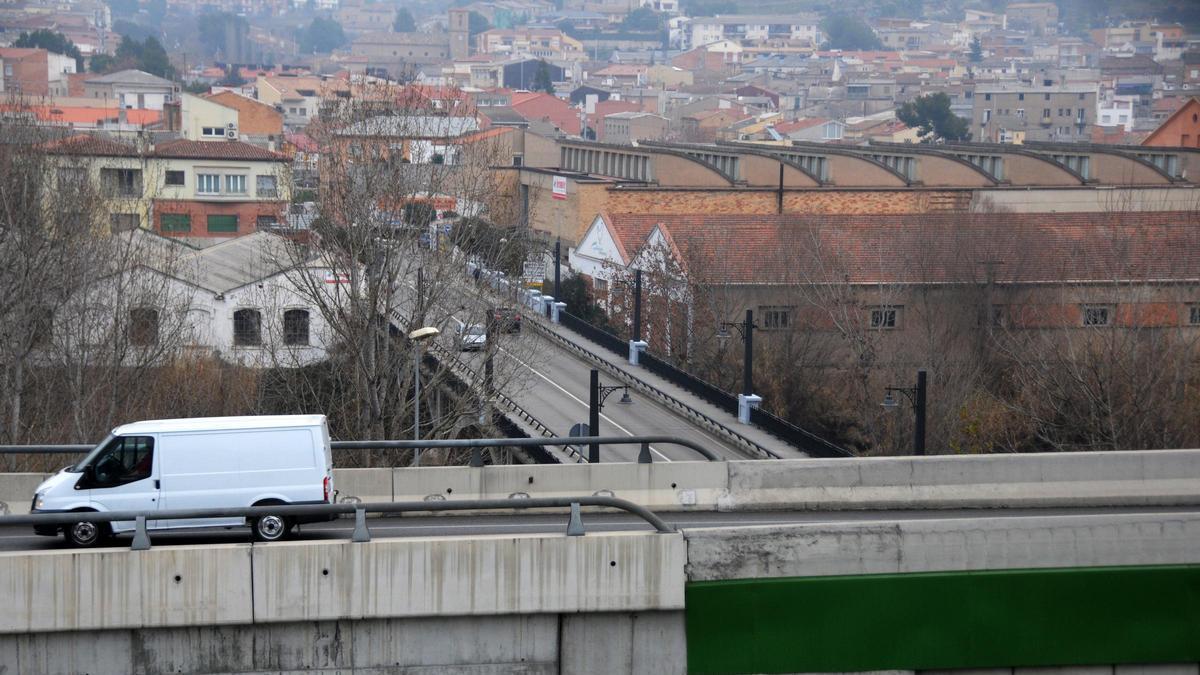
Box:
173;575;182;584
671;483;677;489
322;569;330;577
610;561;617;567
446;488;453;494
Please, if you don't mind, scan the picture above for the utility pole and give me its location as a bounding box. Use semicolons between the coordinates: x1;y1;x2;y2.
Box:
628;268;647;365
553;238;561;300
914;369;927;456
588;369;600;463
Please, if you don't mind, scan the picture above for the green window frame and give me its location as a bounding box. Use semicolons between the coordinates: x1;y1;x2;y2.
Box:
161;213;191;233
207;214;238;233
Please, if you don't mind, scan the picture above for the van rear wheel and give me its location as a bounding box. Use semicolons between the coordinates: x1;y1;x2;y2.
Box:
252;513;290;542
65;519;108;548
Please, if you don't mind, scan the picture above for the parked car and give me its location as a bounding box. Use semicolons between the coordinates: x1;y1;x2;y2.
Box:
492;306;522;333
30;415;335;547
459;323;487;351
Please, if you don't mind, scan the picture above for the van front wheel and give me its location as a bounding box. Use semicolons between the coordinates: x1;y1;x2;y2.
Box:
252;514;290;542
65;519;108;548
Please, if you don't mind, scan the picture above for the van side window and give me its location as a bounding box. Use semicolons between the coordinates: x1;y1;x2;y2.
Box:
90;436;154;487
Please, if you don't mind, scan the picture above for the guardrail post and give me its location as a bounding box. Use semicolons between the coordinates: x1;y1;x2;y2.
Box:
131;515;151;551
638;443;652;464
470;446;484;467
351;508;370;543
566;502;585;536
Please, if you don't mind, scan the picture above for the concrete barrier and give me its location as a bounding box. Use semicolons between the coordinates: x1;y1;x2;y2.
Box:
2;448;1199;518
0;472;50;515
719;449;1200;511
0;544;253;633
253;531;686;622
332;467;392;504
392;461;729;511
684;512;1200;581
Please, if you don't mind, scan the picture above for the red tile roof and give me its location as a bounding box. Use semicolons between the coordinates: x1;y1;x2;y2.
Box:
45;133;138;157
152;138;288;161
601;212;1200;285
510;92;580;135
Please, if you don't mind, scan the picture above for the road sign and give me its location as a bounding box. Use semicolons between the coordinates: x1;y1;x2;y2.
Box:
522;261;546;282
552;175;567;200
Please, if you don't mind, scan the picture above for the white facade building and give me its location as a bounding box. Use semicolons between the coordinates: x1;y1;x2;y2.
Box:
687;15;821;50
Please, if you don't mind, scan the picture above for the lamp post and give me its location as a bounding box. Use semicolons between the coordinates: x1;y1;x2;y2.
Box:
628;268;647;365
881;369;927;455
717;309;760;424
587;368;632;463
408;326;440;466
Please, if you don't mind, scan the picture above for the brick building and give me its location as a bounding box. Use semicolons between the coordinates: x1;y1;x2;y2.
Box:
505;138;1200;247
46;134;290;239
1142;98;1200;148
0;47;76;96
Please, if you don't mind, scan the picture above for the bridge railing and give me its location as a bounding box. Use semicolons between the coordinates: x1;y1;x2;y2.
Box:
0;495;675;550
0;434;722;464
558;310;851;458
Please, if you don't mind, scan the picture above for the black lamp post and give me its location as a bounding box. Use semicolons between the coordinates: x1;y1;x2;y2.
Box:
882;369;927;455
717;309;760;423
587;368;632;463
628;269;647;365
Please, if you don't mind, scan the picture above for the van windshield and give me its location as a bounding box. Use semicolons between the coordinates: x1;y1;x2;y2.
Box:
68;434;115;473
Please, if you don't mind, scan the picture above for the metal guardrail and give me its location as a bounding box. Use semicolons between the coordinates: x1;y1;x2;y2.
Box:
558;310;851;459
531;316;780;460
0;495;675;550
0;434;721;463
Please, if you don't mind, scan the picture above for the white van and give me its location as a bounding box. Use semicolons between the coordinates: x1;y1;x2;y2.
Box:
31;415;335;547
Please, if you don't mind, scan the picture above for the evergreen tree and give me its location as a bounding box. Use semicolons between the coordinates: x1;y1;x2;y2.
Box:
299;17;347;54
393;8;416;32
15;29;84;71
896;93;969;141
821;15;882;50
969;35;983;62
534;60;554;94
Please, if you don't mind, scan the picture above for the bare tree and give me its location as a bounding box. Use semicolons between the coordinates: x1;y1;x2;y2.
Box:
267;82;541;462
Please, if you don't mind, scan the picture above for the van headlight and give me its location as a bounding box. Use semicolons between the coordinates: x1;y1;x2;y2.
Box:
33;493;44;510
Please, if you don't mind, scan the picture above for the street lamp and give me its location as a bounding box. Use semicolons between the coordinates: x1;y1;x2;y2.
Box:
408;326;440;467
587;368;632;463
718;309;760;424
882;369;927;455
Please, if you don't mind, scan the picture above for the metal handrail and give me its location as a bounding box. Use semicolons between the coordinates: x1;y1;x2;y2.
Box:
1;496;675;549
0;434;722;462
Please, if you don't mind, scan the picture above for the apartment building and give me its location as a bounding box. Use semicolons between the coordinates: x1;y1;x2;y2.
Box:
0;47;76;96
603;111;669;144
972;82;1097;143
688;15;820;50
83;69;179;110
476;28;585;61
47;134;290;238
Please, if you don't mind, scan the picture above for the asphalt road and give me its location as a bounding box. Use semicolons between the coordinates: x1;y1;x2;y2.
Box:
397;271;742;463
2;505;1193;552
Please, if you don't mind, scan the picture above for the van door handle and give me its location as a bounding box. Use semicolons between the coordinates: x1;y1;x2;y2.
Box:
155;479;160;489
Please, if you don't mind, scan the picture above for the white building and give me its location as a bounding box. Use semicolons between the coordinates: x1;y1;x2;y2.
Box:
687;15;821;50
65;231;341;369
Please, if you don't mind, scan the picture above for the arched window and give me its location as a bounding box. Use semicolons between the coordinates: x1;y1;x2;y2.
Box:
283;309;310;346
128;308;159;346
233;309;262;346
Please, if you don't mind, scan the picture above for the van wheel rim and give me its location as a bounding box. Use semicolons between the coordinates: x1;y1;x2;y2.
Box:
259;516;285;538
72;522;97;542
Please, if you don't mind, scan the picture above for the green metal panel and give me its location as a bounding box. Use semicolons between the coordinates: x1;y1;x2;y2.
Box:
686;565;1200;674
207;214;238;233
161;213;191;233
